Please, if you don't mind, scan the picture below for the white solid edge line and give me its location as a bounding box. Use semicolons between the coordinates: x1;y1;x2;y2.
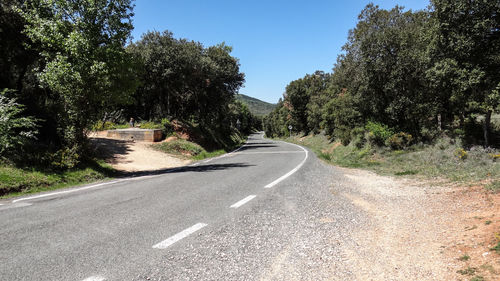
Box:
11;180;123;203
230;195;256;208
152;223;208;249
82;276;106;281
10;134;255;204
264;141;308;188
236;151;304;155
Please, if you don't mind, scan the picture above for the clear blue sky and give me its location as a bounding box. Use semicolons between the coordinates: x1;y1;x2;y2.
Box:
131;0;429;104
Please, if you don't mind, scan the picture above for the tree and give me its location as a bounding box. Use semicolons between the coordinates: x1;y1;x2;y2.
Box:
19;0;138;158
430;0;500;146
127;32;244;128
344;4;434;137
0;90;38;158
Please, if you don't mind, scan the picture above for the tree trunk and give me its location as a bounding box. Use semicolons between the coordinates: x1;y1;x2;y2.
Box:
437;113;442;132
483;110;492;147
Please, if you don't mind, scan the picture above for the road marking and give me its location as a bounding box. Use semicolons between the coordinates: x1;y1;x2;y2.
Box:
235;151;303;155
11;180;124;203
0;203;4;206
153;223;207;249
82;276;105;281
0;202;33;210
264;142;308;188
230;195;256;208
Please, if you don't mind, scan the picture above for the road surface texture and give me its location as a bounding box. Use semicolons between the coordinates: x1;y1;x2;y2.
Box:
0;133;461;280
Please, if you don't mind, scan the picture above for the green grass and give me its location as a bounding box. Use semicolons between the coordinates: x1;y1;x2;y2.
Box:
491;241;500;254
278;134;500;187
486;180;500;192
459;254;471;261
151;139;227;161
457;267;477;276
0;160;116;199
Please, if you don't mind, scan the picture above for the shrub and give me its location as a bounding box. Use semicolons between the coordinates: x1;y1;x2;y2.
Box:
153;139;204;156
91;120;116;131
365;121;394;146
138;121;163;129
161;118;174;136
386;132;413;150
50;147;80;169
0;91;38;158
455;148;468;160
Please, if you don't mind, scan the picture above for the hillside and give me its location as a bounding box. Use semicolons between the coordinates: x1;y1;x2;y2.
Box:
235;94;276;116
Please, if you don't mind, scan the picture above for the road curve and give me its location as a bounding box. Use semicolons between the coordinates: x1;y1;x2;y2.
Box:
0;133;364;280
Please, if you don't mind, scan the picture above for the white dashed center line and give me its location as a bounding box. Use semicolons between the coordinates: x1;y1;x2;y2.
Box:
153;223;208;249
230;195;256;209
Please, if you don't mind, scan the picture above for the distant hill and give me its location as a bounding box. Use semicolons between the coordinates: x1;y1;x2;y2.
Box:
235;94;276;117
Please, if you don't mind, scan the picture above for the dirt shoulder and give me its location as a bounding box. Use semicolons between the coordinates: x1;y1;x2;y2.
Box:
90;136;191;172
337;167;500;280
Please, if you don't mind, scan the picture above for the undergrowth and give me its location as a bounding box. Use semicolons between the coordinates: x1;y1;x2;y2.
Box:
0;160;116;198
151;139;227;160
279;134;500;188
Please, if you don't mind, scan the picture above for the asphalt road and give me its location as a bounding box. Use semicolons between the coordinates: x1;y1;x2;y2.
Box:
0;133;364;280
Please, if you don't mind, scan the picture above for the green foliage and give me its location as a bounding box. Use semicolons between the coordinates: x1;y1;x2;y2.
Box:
50;147;80;169
19;0;138;156
491;241;500;254
457;267;477;276
0;160;115;197
458;254;470;261
126;31;244;129
281;134;500;186
365;121;394;146
267;2;500;150
386;132;413;150
91;120;116;131
0;90;38;157
153;139;204;157
486;180;500;192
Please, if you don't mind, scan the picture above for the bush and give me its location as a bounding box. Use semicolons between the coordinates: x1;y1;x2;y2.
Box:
50;147;80;169
365;121;394;146
161;118;174;136
386;132;413;150
138;121;163;129
0;91;38;158
91;120;116;131
153;139;204;156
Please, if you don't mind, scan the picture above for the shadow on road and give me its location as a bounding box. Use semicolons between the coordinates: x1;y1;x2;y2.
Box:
121;162;255;178
238;144;277;151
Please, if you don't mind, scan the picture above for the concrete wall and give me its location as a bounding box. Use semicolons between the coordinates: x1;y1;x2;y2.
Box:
106;129;163;142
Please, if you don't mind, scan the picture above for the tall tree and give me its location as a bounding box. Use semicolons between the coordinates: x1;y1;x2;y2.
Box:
19;0;137;159
431;0;500;146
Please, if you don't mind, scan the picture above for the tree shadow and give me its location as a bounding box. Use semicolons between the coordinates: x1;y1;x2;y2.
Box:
120;162;255;177
238;144;278;151
89;137;133;164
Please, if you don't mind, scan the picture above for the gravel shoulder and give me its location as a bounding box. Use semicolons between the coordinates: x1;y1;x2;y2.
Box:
335;167;500;280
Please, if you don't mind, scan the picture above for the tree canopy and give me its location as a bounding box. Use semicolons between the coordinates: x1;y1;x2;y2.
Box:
265;2;500;148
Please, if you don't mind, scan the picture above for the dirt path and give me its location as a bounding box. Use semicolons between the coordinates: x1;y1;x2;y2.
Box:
90;137;191;172
338;168;500;280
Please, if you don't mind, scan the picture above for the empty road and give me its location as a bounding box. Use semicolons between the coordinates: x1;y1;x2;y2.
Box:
0;133;366;280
